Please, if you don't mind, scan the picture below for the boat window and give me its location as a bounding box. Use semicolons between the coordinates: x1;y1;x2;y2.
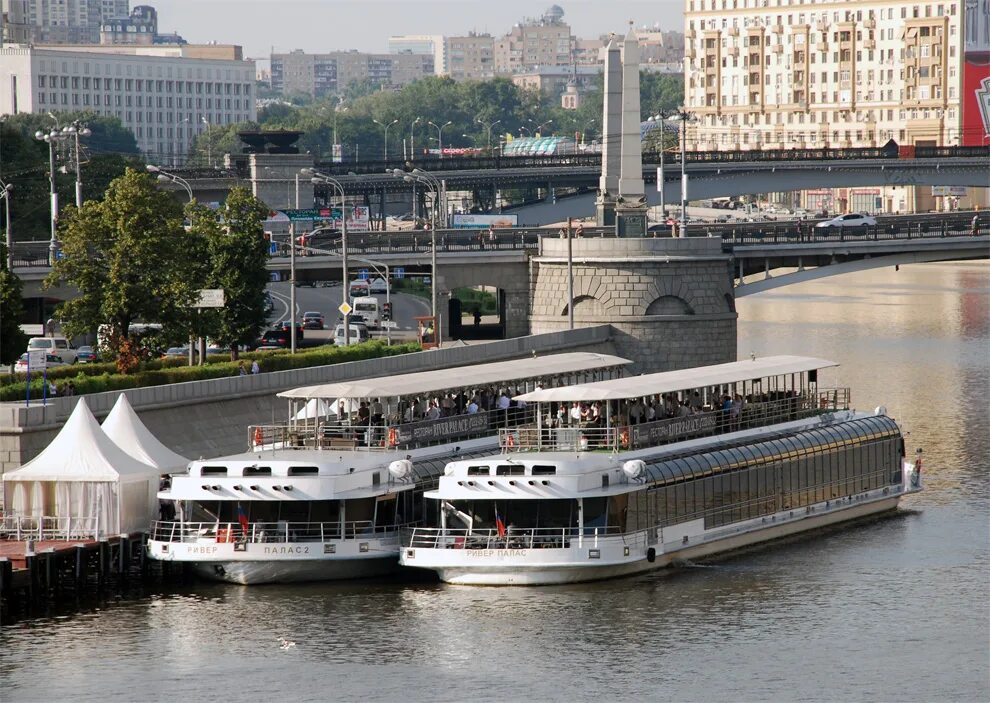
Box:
372;472;381;487
288;466;319;476
200;466;227;476
531;465;556;475
467;466;490;476
601;474;610;489
495;464;525;476
244;466;272;476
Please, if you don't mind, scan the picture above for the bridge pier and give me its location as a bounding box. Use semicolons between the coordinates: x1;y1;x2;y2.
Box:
530;238;737;373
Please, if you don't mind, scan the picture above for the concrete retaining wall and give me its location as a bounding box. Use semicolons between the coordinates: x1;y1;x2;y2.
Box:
0;326;616;472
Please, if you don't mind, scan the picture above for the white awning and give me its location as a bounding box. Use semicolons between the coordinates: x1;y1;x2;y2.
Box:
513;356;838;403
279;352;630;400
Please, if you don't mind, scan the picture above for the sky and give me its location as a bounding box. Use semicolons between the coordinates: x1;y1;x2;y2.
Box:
149;0;685;63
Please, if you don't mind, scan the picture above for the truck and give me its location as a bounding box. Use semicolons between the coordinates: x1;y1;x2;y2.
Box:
351;296;381;329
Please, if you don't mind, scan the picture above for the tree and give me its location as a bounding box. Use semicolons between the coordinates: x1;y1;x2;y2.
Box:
0;243;28;365
187;187;271;359
46;168;202;359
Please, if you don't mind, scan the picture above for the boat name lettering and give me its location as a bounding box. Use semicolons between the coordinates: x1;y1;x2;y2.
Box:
465;549;528;559
631;414;718;447
263;546;311;554
186;545;218;555
396;412;490;445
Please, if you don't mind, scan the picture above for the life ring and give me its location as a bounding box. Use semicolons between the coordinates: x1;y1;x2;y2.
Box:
253;427;263;446
387;428;398;448
217;528;233;543
506;433;516;448
819;396;829;409
620;427;630;449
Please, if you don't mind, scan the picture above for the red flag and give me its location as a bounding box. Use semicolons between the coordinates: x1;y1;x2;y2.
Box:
237;503;249;534
495;506;506;538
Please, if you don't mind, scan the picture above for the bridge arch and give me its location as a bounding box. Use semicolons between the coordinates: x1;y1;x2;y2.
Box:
645;295;695;316
561;295;604;317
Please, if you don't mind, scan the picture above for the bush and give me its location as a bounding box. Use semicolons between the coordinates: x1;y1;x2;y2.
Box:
0;341;420;401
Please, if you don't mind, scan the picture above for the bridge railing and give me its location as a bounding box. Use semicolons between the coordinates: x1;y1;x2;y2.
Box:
9;241;52;268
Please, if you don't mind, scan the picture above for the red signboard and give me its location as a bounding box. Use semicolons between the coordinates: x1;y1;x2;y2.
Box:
962;0;990;146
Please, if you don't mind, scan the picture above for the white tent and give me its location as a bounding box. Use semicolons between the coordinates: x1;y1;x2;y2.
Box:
292;397;358;421
102;394;188;472
2;398;160;539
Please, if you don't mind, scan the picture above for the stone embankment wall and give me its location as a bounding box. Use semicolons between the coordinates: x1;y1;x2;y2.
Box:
530;237;737;372
0;327;617;473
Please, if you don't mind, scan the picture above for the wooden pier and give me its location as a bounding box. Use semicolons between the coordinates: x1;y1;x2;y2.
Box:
0;533;178;623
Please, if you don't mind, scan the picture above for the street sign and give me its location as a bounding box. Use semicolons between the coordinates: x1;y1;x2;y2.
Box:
358;269;369;280
193;289;225;308
269;241;279;255
269;272;281;282
381;321;398;329
338;302;353;316
282;208;334;222
394;267;405;280
28;350;47;369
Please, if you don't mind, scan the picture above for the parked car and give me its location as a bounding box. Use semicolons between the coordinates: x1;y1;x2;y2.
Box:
302;311;325;330
75;345;98;363
163;347;196;360
27;336;77;364
14;352;66;373
815;213;877;230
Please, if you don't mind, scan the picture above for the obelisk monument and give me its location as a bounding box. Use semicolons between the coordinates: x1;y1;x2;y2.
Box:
615;25;648;237
595;36;621;227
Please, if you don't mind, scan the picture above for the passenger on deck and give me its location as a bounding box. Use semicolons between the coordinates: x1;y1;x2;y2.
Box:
466;397;480;414
426;402;441;421
357;402;371;426
678;400;692;417
570;402;583;425
371;398;384;425
689;391;704;413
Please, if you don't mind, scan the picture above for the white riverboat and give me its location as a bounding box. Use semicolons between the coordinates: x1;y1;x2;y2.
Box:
401;356;923;585
146;352;629;584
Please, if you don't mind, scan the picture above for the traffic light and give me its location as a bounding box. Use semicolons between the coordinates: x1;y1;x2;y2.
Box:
382;302;393;322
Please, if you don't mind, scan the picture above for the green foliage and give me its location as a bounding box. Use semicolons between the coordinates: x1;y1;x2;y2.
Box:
0;341;421;401
186;187;271;356
453;287;498;316
46;168;201;353
0;243;28;365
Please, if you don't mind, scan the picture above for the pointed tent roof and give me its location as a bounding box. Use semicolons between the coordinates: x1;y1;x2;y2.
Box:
3;398;159;483
102;394;188;472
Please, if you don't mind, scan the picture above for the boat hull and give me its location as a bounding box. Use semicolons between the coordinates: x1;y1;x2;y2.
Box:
188;556;398;585
408;492;905;586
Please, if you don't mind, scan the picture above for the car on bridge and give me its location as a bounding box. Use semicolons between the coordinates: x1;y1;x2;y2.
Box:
815;213;877;231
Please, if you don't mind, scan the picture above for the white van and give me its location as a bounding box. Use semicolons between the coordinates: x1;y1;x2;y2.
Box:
27;336;77;364
352;296;380;329
333;323;371;346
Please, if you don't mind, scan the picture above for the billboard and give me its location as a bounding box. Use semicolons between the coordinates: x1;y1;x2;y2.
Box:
451;213;519;229
962;0;990;146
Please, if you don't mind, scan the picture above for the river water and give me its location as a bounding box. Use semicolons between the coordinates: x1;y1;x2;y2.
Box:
2;262;988;702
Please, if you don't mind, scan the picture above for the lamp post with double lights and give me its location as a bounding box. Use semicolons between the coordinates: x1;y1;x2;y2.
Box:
648;111;670;220
392;168;440;345
412;168;445;228
475;118;501;154
63;121;92;208
409;117;422;159
529;119;553;136
34;126;72;264
303;168;351;347
372;118;399;161
146;165;194;202
666;109;693;237
428;120;452;159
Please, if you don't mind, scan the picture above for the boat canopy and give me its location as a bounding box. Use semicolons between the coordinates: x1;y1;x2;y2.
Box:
278;352;630;401
513;356;838;403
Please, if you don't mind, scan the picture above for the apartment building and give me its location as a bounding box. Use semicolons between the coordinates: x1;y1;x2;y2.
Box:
387;34;446;74
446;33;495;80
684;0;987;211
494;6;572;74
270;50;434;97
2;0;129;44
0;43;255;164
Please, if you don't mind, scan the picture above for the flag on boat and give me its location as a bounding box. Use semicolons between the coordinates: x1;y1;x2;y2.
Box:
495;505;507;538
237;503;249;533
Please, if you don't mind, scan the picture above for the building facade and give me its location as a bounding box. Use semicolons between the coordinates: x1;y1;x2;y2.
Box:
684;0;986;211
0;43;255;164
2;0;129;44
270;49;434;97
494;6;573;74
446;33;495;80
387;34;445;74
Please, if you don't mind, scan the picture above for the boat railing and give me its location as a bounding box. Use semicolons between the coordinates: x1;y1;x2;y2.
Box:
404;525;624;550
0;514;101;541
249;406;536;452
150;519;410;544
498;389;850;452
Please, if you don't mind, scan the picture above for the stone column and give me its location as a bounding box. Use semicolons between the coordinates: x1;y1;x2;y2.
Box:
615;26;648;238
596;37;622;227
530;238;737;372
248;153;315;210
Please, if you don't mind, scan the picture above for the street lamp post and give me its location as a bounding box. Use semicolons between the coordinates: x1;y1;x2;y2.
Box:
413;168;445;227
201;116;212;168
146;165;194;202
529;119;553;136
410;117;422;159
393;169;440;345
305;168;351;346
34;128;66;265
1;180;12;271
476;118;501;154
428;120;452;159
666;109;692;237
63;121;92;208
373;118;399;161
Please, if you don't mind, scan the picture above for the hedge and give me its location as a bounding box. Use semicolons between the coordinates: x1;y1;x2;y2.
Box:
0;341;420;401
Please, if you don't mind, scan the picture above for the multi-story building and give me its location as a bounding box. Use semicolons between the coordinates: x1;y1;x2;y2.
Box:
511;64;601;95
494;5;573;74
446;33;495;80
98;5;184;45
0;43;255;164
2;0;129;45
387;34;445;74
683;0;986;212
270;50;434;98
